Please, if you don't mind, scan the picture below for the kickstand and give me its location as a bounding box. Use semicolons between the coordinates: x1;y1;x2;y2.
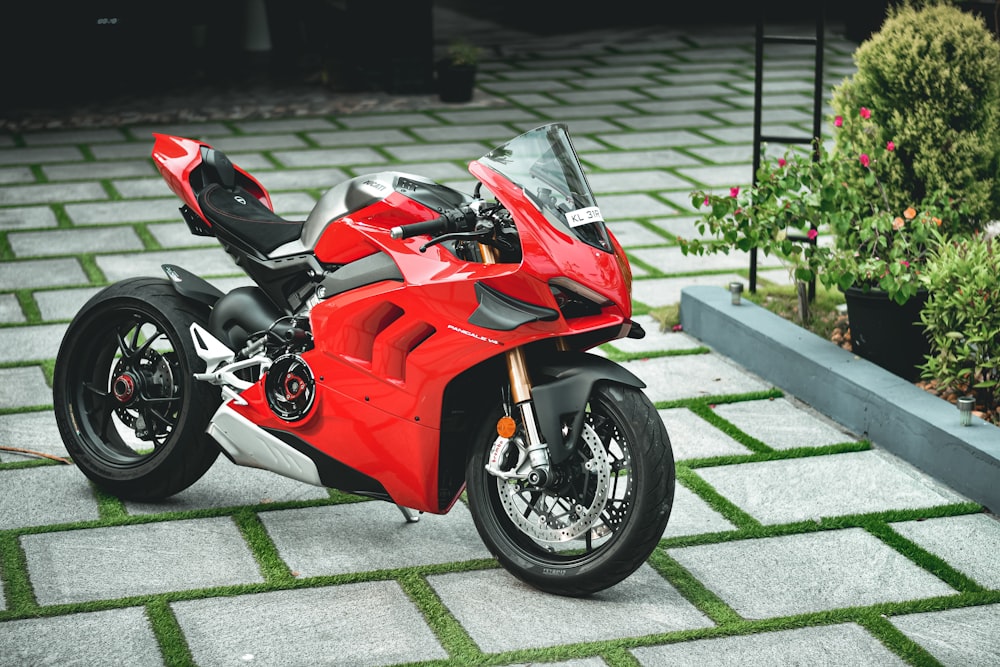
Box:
396;504;421;523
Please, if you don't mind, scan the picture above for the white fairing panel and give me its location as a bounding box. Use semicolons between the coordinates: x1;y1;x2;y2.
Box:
207;403;323;486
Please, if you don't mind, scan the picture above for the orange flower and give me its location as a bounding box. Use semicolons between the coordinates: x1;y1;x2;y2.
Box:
892;216;905;231
933;217;942;226
904;207;917;220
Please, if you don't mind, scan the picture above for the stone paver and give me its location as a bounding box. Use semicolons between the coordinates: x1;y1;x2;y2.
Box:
658;407;751;460
889;604;1000;667
631;274;746;308
0;410;66;462
664;484;738;538
173;582;448;667
0;258;88;290
0;292;24;323
697;450;967;525
0;324;67;363
430;565;713;652
21;517;265;605
260;500;491;577
0;366;51;410
624;353;770;402
0;607;164;666
0;465;98;530
605;317;704;354
668;528;957;619
96;247;239;281
633;623;906;666
124;460;331;515
8;227;144;258
0;205;59;229
712;397;857;450
891;514;1000;589
33;286;103;321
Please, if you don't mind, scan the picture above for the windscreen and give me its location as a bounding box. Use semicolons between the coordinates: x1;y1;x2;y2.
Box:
478;124;611;252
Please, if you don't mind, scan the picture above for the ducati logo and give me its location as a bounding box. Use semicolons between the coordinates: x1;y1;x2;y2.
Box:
234;195;247;205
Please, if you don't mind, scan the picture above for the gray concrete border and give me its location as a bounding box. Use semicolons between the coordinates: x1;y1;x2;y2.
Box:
680;285;1000;512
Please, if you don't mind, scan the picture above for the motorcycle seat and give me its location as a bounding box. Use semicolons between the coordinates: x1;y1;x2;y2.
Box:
198;183;304;256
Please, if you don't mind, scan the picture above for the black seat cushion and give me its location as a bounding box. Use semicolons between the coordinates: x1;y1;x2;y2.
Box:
198;183;304;255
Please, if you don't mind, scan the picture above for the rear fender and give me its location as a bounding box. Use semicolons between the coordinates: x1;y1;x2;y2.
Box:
531;351;645;464
161;264;224;308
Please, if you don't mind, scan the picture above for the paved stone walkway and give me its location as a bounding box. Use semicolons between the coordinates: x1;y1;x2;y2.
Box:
1;6;998;667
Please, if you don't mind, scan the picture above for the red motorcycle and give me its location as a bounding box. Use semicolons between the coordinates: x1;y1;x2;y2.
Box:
53;124;675;596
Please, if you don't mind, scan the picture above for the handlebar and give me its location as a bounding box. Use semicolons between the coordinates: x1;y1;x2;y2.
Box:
390;206;480;240
390;216;449;240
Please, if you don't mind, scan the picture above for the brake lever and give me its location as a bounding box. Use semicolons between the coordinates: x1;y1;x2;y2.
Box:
419;227;492;253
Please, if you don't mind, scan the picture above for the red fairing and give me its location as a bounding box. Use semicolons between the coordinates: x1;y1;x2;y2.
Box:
150;133;274;225
469;159;632;322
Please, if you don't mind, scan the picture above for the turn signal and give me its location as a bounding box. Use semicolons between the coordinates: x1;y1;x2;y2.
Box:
496;416;517;438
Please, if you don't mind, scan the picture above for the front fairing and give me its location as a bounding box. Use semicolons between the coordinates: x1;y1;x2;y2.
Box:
469;124;631;320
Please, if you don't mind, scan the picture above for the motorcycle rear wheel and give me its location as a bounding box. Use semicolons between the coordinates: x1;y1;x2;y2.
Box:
53;277;220;500
466;382;674;596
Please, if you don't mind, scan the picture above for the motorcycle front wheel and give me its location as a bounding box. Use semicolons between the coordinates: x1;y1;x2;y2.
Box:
466;381;675;596
53;277;221;500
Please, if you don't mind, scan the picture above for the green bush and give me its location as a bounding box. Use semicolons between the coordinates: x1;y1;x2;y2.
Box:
831;1;1000;232
918;232;1000;418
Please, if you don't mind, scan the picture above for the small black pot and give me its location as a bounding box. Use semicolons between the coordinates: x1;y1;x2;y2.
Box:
844;286;931;382
436;61;477;103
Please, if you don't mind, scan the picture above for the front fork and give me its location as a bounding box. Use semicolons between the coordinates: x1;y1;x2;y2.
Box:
481;243;562;487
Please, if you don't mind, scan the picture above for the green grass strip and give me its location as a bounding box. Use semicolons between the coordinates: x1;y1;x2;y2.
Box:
855;610;945;666
146;598;197;667
0;458;60;471
78;254;106;284
14;290;41;324
398;572;482;663
92;484;128;522
654;388;784;411
0;532;37;614
600;345;711;362
0;232;12;261
233;509;296;585
134;224;162;251
647;548;742;625
675;466;761;530
865;520;988;594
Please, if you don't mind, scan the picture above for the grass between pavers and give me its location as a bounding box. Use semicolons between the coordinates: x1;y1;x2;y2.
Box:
0;384;993;667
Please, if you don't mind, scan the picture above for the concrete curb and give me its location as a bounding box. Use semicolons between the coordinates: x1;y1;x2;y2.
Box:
680;285;1000;512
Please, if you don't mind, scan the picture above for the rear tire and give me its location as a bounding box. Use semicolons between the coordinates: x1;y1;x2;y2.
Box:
466;382;674;596
53;278;221;500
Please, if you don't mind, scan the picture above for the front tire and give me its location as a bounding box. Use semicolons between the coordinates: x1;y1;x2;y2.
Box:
466;382;674;596
53;277;221;500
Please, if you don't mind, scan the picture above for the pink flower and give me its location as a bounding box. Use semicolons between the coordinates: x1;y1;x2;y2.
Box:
807;228;818;241
860;107;871;119
886;141;895;152
859;153;871;168
900;260;910;268
730;187;740;198
672;324;683;332
834;115;843;128
702;196;710;207
778;158;787;167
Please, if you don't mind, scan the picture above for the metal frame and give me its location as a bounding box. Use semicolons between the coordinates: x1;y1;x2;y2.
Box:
749;1;826;299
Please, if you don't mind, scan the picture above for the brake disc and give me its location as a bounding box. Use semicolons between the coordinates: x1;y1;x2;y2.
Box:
495;423;611;543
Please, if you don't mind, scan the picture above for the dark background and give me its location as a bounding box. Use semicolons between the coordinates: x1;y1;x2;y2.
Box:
2;1;996;114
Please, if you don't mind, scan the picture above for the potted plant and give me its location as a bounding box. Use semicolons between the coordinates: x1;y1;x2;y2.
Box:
918;230;1000;425
681;1;1000;381
681;109;946;379
436;39;481;103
